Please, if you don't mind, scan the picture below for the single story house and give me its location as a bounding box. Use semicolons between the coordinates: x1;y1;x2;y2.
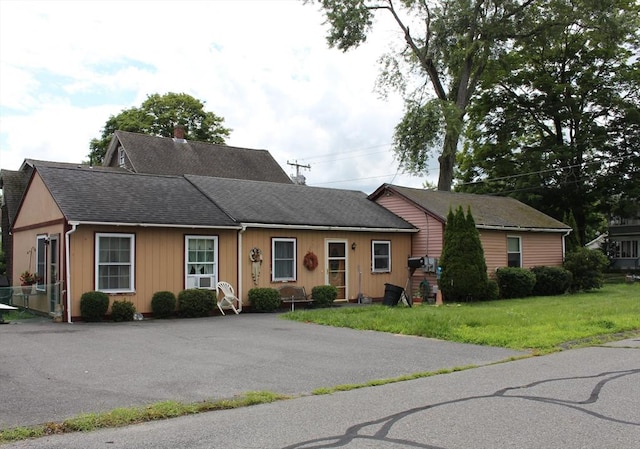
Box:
369;184;572;295
10;164;416;321
1;129;293;281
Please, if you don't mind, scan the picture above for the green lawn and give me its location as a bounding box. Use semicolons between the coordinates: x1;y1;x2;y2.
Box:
284;283;640;352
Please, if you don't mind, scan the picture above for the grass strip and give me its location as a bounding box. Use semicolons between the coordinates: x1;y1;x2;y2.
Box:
0;391;287;444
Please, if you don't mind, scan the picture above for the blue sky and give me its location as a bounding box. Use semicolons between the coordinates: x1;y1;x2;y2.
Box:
0;0;436;193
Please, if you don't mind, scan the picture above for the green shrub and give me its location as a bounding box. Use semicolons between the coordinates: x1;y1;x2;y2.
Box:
531;266;572;296
483;279;500;300
311;285;338;307
177;289;215;318
80;291;110;322
496;267;536;299
440;206;490;302
563;247;609;292
151;291;177;318
248;288;280;312
111;299;136;322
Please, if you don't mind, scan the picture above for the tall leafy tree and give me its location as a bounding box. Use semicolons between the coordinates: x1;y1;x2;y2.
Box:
88;92;232;165
458;0;640;244
309;0;534;190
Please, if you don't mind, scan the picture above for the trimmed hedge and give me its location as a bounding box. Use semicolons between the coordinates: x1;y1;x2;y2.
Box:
496;267;536;299
177;289;215;318
311;285;338;307
531;266;572;296
151;291;177;318
80;291;110;322
248;288;280;312
111;299;136;322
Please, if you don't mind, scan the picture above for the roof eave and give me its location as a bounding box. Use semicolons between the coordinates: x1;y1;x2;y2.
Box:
239;222;417;232
476;224;571;233
67;220;242;230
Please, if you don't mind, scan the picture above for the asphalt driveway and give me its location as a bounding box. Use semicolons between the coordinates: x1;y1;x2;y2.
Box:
0;312;526;429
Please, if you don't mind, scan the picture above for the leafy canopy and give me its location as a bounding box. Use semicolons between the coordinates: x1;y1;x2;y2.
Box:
88;92;231;165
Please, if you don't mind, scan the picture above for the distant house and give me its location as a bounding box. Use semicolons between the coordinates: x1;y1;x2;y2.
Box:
10;165;415;321
369;184;572;293
606;215;640;270
0;129;292;281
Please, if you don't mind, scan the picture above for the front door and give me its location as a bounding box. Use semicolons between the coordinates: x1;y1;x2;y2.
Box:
49;235;60;313
325;240;347;301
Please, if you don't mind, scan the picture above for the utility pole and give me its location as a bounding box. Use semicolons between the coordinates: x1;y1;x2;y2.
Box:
287;160;310;185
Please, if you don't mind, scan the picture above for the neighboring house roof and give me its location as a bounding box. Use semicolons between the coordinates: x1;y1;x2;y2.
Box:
0;169;31;227
35;165;238;228
369;184;570;232
104;130;293;184
186;175;416;231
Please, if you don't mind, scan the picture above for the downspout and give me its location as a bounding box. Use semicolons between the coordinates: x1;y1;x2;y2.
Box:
64;222;78;323
562;229;572;260
237;225;247;312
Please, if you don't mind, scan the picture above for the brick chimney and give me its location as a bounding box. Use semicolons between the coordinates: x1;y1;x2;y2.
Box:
173;125;185;140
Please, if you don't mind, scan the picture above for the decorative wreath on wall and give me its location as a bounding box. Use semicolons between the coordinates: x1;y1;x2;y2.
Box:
303;251;318;271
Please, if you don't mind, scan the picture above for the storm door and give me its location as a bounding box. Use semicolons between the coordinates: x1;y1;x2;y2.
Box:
325;240;347;301
48;235;60;313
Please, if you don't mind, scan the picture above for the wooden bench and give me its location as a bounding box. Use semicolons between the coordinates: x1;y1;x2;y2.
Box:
278;286;313;311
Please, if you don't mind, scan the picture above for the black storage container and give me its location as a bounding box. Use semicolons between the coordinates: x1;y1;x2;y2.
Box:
382;283;404;306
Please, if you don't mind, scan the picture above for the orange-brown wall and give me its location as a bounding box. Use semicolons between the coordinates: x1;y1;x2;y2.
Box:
240;228;413;302
67;226;238;319
11;173;66;312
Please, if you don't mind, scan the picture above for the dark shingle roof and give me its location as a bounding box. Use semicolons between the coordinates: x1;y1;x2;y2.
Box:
36;165;237;227
371;184;570;231
186;175;415;230
0;169;31;226
106;131;293;184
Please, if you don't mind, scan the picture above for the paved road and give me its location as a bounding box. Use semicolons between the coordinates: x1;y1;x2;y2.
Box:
4;336;639;448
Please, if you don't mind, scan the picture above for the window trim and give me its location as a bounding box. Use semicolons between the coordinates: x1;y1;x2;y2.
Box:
36;235;47;291
371;240;391;273
271;237;297;282
118;146;125;167
184;235;218;290
95;232;135;293
507;235;522;268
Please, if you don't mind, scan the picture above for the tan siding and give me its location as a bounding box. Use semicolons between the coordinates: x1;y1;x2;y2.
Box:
240;228;411;302
67;226;237;319
12;173;64;228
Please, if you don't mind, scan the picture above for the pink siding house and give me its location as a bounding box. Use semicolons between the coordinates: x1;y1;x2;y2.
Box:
369;184;572;297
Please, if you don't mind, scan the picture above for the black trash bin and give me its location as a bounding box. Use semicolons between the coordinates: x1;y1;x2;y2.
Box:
383;283;404;306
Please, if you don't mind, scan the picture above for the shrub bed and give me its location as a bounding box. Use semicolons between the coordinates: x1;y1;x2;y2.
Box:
151;291;177;318
496;267;536;299
177;289;215;318
248;288;280;312
111;299;136;322
531;266;572;296
80;291;110;322
311;285;338;307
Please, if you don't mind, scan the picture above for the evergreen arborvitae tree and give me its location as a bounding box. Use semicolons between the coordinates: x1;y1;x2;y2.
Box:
563;211;581;254
440;206;490;302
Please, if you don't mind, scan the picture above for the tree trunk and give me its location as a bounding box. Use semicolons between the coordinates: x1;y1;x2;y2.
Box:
437;120;462;191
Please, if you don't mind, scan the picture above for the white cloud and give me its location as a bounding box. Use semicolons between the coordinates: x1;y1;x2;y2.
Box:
0;0;435;193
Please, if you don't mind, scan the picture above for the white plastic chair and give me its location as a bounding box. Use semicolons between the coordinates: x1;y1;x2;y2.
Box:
216;281;240;315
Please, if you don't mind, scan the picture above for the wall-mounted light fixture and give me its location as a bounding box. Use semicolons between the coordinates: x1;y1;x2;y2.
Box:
351;242;357;250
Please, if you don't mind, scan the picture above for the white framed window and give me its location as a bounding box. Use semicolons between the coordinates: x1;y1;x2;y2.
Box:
185;236;218;289
118;146;125;167
372;240;391;273
36;235;47;291
507;236;522;267
614;240;638;258
95;233;135;293
272;238;296;282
